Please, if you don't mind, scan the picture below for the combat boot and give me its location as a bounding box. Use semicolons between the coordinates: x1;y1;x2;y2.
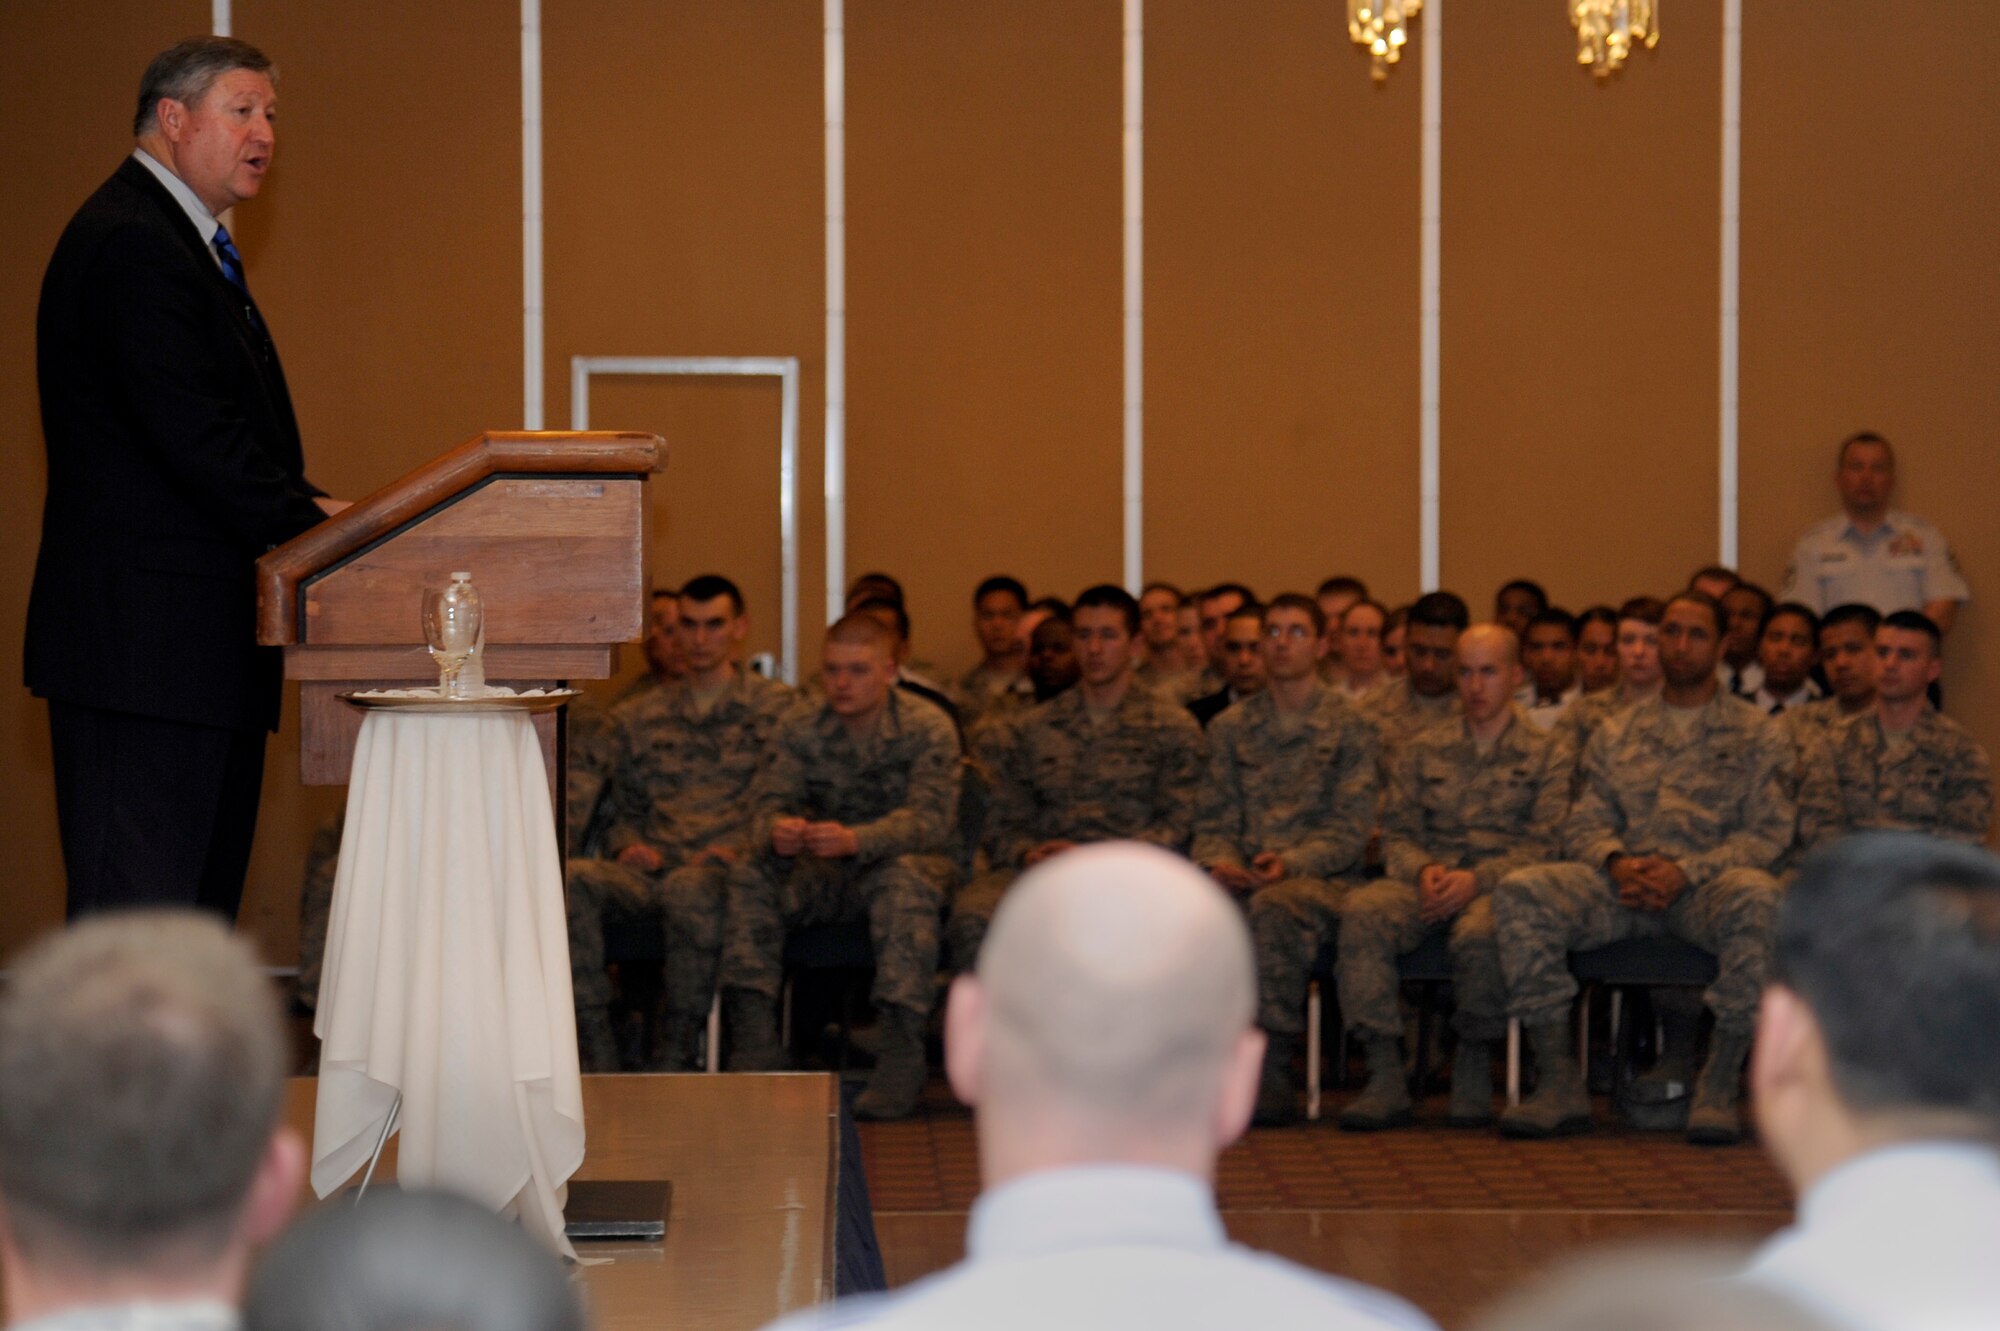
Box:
1254;1031;1304;1127
855;1004;929;1120
1339;1037;1413;1131
722;987;786;1071
1499;1021;1592;1138
1686;1024;1753;1146
1446;1038;1496;1128
576;1006;620;1073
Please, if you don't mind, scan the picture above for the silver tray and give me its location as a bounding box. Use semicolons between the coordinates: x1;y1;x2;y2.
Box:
337;689;579;715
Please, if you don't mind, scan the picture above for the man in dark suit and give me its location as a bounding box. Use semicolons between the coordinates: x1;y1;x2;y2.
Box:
26;37;343;921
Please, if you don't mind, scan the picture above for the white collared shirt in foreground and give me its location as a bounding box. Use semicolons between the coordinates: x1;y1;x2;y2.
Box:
764;1164;1436;1331
1741;1140;2000;1331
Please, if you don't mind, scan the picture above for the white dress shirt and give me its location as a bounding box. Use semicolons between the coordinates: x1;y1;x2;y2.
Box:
1722;658;1766;699
1753;680;1822;715
131;149;225;266
766;1165;1435;1331
11;1300;237;1331
1521;682;1581;733
1782;511;1971;615
1742;1141;2000;1331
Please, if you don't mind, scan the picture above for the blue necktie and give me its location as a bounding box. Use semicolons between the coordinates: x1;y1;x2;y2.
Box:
212;223;266;337
212;223;250;294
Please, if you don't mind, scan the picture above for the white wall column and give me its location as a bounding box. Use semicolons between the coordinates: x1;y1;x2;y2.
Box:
1418;0;1442;592
824;0;848;623
520;0;546;430
1718;0;1742;566
1121;0;1145;592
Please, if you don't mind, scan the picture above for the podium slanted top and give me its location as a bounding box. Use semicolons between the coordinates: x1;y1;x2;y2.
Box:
256;431;663;649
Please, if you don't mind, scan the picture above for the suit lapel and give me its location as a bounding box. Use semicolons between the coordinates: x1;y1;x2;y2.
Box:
114;158;302;463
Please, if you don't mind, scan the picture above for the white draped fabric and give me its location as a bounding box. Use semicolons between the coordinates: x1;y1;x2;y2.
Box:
310;709;584;1257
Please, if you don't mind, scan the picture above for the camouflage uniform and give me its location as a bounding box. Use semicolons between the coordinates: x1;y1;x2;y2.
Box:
1355;674;1459;872
1495;691;1793;1033
295;806;344;1012
719;690;961;1017
1358;676;1460;751
1548;688;1648;796
948;680;1205;969
566;669;797;1057
1817;706;1993;846
1139;657;1208;705
1777;706;1846;872
952;660;1025;734
1338;708;1572;1042
565;693;622;856
1781;695;1853;743
1189;683;1378;1035
614;670;670;705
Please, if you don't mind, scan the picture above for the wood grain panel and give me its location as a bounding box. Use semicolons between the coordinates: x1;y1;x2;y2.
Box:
284;1073;839;1329
304;479;645;645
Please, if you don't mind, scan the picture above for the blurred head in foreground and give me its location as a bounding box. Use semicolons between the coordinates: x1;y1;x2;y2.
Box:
946;842;1263;1185
244;1189;582;1331
0;911;303;1323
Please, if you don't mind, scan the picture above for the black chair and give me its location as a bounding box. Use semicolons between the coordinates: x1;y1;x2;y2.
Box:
1305;930;1456;1119
1503;936;1719;1105
780;920;876;1069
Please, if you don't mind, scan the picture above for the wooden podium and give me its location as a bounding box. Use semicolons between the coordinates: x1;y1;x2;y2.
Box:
255;431;663;792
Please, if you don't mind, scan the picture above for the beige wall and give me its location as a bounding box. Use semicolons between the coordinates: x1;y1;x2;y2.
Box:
1148;0;1422;609
1736;2;2000;812
4;4;1997;962
1441;0;1722;608
1;0;210;949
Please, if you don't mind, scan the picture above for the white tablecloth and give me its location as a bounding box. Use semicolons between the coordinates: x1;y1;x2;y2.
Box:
311;709;585;1257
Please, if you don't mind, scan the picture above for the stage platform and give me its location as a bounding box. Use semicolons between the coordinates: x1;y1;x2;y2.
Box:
287;1073;840;1331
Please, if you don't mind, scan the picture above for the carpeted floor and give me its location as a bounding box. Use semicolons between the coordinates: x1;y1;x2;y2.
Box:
857;1077;1794;1324
856;1078;1791;1215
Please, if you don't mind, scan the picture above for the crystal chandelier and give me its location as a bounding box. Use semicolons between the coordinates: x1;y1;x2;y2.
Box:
1570;0;1659;78
1348;0;1422;82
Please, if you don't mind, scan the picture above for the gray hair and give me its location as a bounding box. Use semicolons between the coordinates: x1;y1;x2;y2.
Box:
0;911;286;1268
134;36;276;137
244;1189;584;1331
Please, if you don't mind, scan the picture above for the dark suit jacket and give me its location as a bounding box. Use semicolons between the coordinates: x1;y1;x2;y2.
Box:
26;156;325;732
1188;688;1240;729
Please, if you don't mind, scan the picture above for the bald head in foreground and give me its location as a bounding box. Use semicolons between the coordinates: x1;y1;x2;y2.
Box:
764;843;1435;1331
